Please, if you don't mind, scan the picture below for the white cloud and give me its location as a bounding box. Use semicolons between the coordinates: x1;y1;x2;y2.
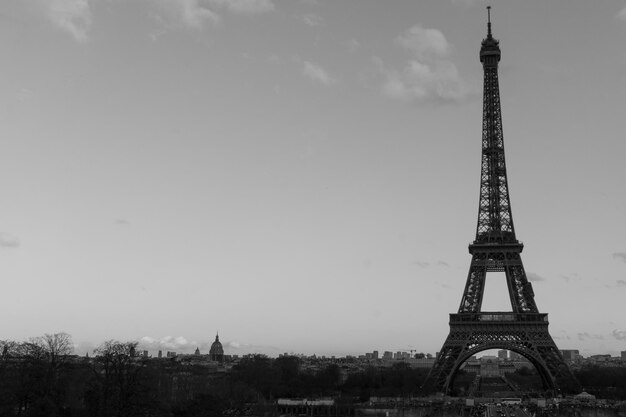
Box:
227;340;241;348
4;0;93;42
577;332;604;341
612;330;626;341
346;38;360;53
396;25;450;60
0;233;20;249
612;252;626;262
414;260;448;268
152;0;221;30
150;0;273;31
526;272;546;282
375;25;470;104
17;88;34;102
162;335;190;349
451;0;486;7
617;6;626;22
208;0;275;14
559;273;582;283
74;340;97;356
7;0;274;39
46;0;92;42
139;335;196;352
179;0;220;27
136;336;280;356
301;60;336;86
298;12;323;27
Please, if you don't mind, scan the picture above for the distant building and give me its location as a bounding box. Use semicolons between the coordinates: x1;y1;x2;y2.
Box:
498;350;508;361
406;357;436;368
209;333;224;362
372;351;379;360
560;349;580;364
462;356;517;376
589;354;611;363
621;351;626;361
480;356;500;377
383;351;393;360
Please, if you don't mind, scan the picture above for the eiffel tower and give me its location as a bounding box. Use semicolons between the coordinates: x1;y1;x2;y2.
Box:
421;8;579;395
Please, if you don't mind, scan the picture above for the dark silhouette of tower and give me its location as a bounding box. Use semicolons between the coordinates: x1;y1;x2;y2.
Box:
421;8;579;395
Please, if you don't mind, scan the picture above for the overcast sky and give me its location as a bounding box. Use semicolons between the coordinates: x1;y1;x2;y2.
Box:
1;0;625;358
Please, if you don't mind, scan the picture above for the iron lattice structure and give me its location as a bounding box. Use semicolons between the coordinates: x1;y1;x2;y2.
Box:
421;10;579;395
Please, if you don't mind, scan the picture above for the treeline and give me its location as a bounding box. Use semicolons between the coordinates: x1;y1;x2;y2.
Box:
0;334;156;417
234;354;431;400
0;333;432;417
575;366;626;400
505;365;626;399
2;333;626;416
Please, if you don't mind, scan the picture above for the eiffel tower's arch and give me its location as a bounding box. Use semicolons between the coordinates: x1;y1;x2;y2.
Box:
444;341;557;393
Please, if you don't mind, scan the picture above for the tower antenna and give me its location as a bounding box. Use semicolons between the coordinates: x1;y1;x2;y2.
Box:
487;6;492;37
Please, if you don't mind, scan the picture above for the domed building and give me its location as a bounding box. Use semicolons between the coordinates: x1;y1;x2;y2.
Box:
209;333;224;362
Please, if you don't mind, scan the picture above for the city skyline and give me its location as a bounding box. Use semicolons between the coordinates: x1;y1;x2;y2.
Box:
1;0;626;358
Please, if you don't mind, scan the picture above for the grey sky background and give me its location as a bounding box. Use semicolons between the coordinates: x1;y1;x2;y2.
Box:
1;0;625;358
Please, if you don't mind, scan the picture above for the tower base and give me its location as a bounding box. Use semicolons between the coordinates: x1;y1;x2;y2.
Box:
422;312;580;395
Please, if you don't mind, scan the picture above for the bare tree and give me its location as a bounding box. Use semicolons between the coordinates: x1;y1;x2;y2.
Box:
0;340;19;358
23;333;75;414
31;332;74;385
89;340;147;417
39;332;74;360
0;340;21;414
0;335;72;415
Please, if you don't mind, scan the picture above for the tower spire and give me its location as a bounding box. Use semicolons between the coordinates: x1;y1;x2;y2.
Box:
480;6;500;65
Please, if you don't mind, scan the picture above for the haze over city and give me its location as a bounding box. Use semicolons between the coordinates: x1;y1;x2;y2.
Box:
1;0;625;358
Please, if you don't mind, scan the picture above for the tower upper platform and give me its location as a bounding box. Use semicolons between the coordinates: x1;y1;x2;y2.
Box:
480;6;501;65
